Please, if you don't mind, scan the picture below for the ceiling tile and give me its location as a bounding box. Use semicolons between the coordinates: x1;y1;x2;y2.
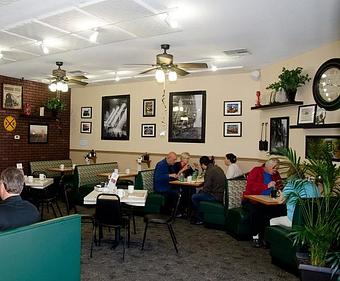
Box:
2;49;38;61
56;34;93;50
0;31;34;49
15;42;63;56
81;0;153;23
5;21;67;42
39;8;107;33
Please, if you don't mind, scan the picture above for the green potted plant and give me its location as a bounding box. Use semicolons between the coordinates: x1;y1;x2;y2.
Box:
45;97;65;116
275;145;340;280
266;67;311;102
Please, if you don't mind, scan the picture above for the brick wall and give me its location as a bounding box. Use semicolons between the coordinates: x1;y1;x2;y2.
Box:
0;75;70;174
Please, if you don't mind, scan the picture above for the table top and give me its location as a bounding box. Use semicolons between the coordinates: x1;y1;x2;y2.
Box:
84;189;147;206
25;178;54;189
47;167;74;173
170;179;204;188
244;194;279;205
97;172;138;179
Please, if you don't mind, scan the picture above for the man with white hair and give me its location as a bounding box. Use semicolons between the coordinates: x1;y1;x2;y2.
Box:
0;167;40;231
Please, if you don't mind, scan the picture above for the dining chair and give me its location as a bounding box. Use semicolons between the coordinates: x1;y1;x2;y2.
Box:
141;193;181;253
90;193;130;261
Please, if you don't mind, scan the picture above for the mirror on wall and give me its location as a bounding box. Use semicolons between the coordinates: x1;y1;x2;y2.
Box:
312;58;340;111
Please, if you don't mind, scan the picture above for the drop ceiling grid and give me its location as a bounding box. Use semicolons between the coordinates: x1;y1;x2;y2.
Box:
2;49;38;61
0;31;34;49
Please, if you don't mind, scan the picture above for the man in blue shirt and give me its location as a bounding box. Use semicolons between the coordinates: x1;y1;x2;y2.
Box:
154;152;178;214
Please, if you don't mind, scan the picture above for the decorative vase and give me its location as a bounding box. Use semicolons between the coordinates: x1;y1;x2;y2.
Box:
285;89;297;102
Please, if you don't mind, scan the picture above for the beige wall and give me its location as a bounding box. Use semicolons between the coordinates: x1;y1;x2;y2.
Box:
70;40;340;172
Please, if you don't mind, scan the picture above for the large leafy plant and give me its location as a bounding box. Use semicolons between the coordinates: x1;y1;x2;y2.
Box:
274;145;340;268
45;97;65;112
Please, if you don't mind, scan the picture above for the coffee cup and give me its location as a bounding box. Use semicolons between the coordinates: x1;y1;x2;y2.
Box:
60;164;64;170
117;189;124;198
125;168;130;174
187;176;192;182
39;174;46;181
128;185;134;194
72;164;76;169
28;176;33;183
114;168;119;174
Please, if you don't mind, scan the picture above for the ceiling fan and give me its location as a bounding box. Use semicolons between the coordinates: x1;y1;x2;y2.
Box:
50;61;88;86
138;44;208;76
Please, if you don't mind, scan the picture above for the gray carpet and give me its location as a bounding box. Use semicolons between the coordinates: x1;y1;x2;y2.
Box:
79;213;299;281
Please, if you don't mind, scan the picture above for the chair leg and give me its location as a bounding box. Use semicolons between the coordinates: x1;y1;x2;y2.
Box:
132;214;136;234
123;227;126;261
50;202;58;218
127;220;131;248
90;225;97;258
169;224;177;244
167;224;178;253
141;222;148;250
55;200;63;217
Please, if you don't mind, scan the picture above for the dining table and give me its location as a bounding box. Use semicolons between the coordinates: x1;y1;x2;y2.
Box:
169;178;204;188
25;178;54;189
243;194;279;205
97;171;139;179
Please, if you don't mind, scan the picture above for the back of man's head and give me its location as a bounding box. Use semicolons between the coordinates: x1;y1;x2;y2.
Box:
0;167;24;194
166;152;177;165
199;156;211;166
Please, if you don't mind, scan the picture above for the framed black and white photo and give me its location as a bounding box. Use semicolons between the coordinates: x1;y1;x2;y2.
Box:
297;104;316;125
29;124;48;144
224;122;242;137
168;90;206;143
81;107;92;119
141;124;156;137
270;117;289;154
101;95;130;140
306;135;340;162
143;99;156;117
81;122;92;134
224;101;242;116
2;84;23;110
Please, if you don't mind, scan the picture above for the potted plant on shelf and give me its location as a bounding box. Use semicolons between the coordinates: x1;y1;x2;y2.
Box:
274;144;340;281
45;97;65;117
266;67;311;102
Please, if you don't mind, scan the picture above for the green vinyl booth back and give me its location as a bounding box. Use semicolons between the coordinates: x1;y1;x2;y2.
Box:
135;169;165;214
0;214;81;281
30;159;73;178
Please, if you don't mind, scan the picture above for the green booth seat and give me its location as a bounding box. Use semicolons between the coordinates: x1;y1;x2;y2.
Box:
135;169;165;214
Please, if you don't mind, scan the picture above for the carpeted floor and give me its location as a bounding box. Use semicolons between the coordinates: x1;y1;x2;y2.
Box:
79;211;299;281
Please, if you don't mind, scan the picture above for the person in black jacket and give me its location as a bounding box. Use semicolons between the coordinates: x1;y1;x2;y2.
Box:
0;167;40;231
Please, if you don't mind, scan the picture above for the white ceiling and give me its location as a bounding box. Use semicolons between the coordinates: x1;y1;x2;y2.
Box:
0;0;339;86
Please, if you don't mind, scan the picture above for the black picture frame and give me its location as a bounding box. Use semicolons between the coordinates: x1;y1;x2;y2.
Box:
28;123;48;144
297;104;316;125
2;84;23;110
141;124;156;137
168;90;206;143
143;99;156;117
270;117;289;154
305;135;340;162
224;100;242;116
101;95;130;140
81;107;92;119
223;122;242;137
81;122;92;134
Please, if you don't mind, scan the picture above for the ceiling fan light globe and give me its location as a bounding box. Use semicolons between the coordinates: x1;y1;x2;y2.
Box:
48;83;57;92
61;83;69;92
56;81;64;91
168;70;177;81
155;69;165;83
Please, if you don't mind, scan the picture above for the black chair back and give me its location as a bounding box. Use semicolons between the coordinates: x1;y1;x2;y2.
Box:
95;194;122;226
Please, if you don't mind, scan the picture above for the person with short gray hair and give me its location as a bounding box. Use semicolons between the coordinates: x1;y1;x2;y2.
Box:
0;167;40;231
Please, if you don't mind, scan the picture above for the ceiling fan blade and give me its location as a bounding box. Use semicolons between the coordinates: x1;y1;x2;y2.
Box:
68;75;88;80
124;64;155;66
172;66;190;76
68;79;88;86
176;63;208;69
139;67;158;75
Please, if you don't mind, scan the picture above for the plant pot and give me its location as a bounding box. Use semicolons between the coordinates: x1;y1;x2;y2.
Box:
299;264;339;281
285;89;297;102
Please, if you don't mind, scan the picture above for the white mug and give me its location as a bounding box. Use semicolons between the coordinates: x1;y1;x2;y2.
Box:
125;168;130;174
27;176;33;183
59;164;65;170
117;189;124;198
39;174;46;181
128;185;134;194
187;176;192;182
114;168;119;174
72;164;76;169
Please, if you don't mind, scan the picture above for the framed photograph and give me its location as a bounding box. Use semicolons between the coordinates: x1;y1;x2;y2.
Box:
141;124;156;137
297;104;316;125
81;107;92;119
143;99;156;117
224;101;242;116
306;136;340;162
168;90;206;143
2;84;23;110
29;124;48;144
270;117;289;154
224;122;242;137
81;122;92;134
101;95;130;140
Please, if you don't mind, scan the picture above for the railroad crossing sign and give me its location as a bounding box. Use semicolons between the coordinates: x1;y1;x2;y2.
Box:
4;115;17;132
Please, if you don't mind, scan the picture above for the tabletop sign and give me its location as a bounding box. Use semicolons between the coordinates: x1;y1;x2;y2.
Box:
4;115;17;132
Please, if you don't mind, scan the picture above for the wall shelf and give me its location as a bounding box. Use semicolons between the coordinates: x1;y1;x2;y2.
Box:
251;101;303;110
290;123;340;129
19;114;56;121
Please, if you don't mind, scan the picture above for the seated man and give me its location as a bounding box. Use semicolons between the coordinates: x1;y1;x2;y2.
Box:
191;156;226;225
242;158;286;247
0;167;40;231
270;179;320;227
154;152;179;214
